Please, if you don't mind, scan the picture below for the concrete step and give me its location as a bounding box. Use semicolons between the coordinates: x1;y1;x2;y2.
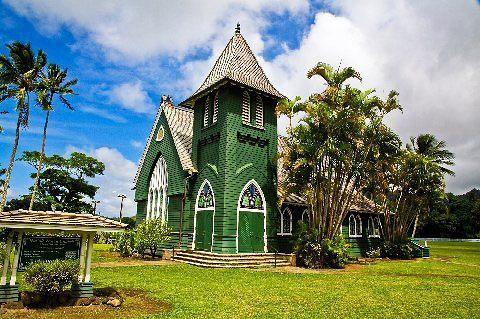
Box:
170;250;292;268
175;251;283;262
174;257;291;268
173;254;290;267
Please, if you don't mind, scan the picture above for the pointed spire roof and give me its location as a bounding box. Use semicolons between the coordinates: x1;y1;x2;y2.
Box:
181;24;284;105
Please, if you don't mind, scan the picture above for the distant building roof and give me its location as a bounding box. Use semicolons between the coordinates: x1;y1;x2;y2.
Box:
0;210;127;232
181;24;284;106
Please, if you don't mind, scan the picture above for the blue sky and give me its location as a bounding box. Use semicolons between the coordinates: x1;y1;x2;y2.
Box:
0;1;479;217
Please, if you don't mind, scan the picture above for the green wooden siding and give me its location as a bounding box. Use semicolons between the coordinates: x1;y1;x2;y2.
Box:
134;109;186;202
342;212;382;257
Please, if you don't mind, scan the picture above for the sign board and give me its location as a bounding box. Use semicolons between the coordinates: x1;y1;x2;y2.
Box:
18;235;81;272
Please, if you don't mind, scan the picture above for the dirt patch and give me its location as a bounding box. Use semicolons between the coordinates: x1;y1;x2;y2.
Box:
254;263;364;274
1;289;171;319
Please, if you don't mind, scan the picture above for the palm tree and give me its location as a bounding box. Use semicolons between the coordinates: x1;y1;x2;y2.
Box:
29;64;77;211
0;42;46;212
407;134;455;238
407;134;455;175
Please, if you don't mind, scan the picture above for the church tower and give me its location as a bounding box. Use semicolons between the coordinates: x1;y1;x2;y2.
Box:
181;24;284;253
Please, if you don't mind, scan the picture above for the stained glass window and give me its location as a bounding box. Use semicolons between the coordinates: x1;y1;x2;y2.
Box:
240;183;263;210
197;182;214;208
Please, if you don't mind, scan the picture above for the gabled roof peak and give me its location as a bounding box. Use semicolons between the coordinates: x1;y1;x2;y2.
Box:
181;25;284;105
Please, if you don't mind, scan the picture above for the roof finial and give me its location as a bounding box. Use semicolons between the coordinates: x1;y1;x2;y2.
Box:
235;22;240;34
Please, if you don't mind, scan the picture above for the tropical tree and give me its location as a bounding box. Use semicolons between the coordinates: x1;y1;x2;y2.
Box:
369;134;454;244
408;134;454;238
29;64;77;210
0;41;46;211
277;62;402;242
19;151;104;213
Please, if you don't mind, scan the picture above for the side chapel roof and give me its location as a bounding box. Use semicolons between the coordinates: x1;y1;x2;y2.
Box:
181;24;284;106
133;102;195;185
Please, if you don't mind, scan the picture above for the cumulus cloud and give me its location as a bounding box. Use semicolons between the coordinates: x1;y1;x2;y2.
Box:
108;80;155;114
66;145;136;217
261;0;480;193
5;0;309;64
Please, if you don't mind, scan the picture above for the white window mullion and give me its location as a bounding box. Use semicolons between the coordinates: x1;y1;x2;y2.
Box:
146;191;152;220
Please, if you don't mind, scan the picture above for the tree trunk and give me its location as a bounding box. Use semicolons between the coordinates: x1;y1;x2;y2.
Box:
0;106;24;212
29;110;50;211
411;213;419;239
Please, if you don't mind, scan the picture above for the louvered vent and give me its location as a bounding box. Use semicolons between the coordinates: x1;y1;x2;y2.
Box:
242;91;250;123
213;92;219;123
255;95;263;127
203;96;210;127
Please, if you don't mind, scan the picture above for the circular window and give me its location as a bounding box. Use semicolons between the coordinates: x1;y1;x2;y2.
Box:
156;126;164;142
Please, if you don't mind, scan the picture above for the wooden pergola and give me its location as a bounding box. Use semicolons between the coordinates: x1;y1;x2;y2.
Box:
0;209;127;302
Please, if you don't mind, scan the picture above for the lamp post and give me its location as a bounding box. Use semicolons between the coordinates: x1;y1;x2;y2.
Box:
117;194;126;221
92;200;100;215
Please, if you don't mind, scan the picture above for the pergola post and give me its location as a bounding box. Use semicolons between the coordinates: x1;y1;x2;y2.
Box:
70;232;94;298
78;232;87;282
84;233;94;282
9;231;24;286
0;231;13;285
0;231;20;303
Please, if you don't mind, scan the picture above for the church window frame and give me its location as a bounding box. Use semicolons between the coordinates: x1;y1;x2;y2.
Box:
146;156;168;222
212;92;219;124
203;96;211;127
242;91;251;124
278;207;292;236
192;179;216;251
349;214;363;238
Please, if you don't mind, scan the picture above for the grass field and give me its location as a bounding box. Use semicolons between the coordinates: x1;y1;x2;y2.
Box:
88;241;480;319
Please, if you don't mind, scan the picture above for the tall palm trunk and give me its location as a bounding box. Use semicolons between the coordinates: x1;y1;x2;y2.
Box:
29;110;50;211
0;106;24;212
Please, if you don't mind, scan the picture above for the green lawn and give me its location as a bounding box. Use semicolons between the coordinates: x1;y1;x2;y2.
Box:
89;241;480;319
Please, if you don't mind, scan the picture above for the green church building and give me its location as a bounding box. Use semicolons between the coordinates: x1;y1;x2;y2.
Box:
133;25;382;260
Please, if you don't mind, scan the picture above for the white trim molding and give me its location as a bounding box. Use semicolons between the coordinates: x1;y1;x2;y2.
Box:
349;214;363;238
278;207;292;236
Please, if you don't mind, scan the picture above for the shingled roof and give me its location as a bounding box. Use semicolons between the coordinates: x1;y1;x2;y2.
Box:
0;210;127;232
181;24;284;106
134;102;195;185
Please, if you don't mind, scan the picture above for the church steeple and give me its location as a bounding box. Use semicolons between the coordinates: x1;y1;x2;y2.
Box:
181;24;284;106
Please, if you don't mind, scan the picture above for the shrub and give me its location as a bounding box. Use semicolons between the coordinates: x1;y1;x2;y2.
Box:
112;230;135;257
294;223;350;269
135;218;172;258
380;240;415;259
366;247;381;258
25;259;79;294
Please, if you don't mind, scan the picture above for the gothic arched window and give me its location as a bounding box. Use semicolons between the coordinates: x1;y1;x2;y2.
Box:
278;208;292;235
147;156;168;221
197;181;214;209
239;182;263;210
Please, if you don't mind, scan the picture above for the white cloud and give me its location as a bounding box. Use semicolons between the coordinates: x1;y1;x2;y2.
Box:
65;145;137;217
5;0;309;64
108;80;155;114
260;0;480;194
80;105;127;123
130;140;143;150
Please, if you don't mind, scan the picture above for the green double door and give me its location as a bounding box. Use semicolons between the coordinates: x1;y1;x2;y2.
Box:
195;210;214;251
238;211;265;253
